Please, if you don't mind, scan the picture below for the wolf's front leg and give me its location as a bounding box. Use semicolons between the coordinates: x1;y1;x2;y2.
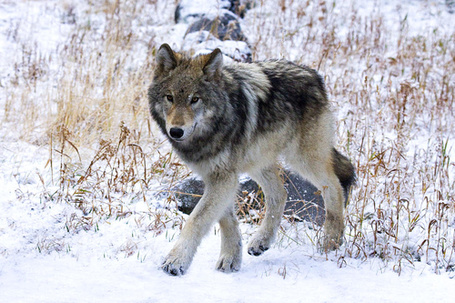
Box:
162;172;238;276
216;206;242;272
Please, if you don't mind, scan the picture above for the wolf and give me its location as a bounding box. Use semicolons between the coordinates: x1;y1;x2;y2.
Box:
148;44;355;276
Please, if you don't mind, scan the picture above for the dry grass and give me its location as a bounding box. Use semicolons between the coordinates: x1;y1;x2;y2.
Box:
2;0;454;274
245;0;454;274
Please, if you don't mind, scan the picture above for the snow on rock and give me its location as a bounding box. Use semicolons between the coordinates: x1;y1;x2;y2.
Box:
181;31;252;62
174;0;252;62
175;0;234;24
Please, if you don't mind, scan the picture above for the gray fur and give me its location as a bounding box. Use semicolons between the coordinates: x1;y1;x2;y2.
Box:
148;44;355;276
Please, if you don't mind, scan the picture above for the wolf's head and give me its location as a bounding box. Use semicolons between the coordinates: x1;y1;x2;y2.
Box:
148;44;227;146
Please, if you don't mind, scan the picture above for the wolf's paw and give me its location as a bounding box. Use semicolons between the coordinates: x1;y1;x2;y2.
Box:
162;262;186;276
216;245;242;273
161;253;191;276
322;213;344;251
247;244;269;256
216;253;242;273
247;235;271;256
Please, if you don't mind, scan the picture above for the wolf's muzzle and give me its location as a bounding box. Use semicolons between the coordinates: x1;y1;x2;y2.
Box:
168;123;197;142
169;127;184;139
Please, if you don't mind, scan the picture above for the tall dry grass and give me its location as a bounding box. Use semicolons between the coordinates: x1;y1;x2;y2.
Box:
2;0;454;274
245;0;454;274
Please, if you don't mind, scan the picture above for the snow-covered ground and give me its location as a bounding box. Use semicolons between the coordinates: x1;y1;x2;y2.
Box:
1;0;454;302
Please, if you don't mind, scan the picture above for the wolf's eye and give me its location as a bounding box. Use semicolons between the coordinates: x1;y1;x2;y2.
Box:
165;95;173;102
191;96;199;104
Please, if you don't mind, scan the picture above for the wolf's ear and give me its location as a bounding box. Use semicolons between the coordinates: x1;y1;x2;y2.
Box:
203;48;223;78
155;44;177;76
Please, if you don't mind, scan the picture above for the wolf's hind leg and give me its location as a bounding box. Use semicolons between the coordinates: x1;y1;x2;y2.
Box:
318;172;345;250
289;154;345;250
216;206;242;272
162;172;238;276
247;165;287;256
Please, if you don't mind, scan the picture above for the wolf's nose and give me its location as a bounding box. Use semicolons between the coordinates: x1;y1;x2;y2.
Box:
169;127;184;139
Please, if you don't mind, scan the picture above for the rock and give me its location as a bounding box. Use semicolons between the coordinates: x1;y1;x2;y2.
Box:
447;0;455;14
185;13;246;42
172;170;325;225
282;171;325;225
175;0;253;62
181;31;252;62
172;177;205;215
175;0;254;23
227;0;255;18
175;0;233;24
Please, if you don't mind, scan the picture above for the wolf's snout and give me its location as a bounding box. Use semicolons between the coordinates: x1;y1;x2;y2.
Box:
169;127;184;139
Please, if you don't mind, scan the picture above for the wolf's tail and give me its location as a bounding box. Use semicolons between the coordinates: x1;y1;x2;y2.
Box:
332;148;356;206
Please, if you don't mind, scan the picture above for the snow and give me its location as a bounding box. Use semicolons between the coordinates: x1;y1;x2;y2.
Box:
1;239;455;302
1;0;455;302
176;0;234;23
